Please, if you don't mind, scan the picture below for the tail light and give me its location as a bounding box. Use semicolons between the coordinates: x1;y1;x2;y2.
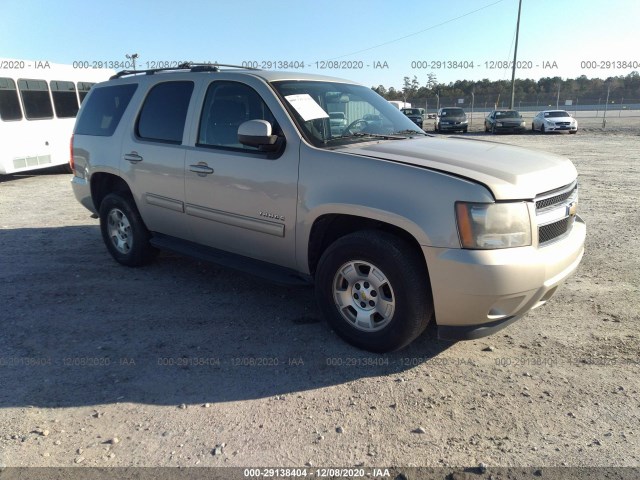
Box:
69;134;74;172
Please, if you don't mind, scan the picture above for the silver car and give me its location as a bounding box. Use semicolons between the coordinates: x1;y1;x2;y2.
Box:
532;110;578;134
71;64;585;352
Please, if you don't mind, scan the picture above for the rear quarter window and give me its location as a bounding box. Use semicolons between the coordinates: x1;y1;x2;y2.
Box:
75;83;137;136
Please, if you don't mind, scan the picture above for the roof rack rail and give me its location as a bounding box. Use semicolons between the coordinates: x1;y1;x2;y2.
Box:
110;62;261;80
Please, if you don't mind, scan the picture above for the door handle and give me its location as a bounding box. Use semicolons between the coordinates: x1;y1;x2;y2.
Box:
124;152;143;163
189;163;214;176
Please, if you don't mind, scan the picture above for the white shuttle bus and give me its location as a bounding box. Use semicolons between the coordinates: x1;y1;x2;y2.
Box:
0;60;113;174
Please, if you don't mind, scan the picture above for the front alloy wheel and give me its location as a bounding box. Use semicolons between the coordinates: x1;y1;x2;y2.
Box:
332;260;395;332
315;230;433;352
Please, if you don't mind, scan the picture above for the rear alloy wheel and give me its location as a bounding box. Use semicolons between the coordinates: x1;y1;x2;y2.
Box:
99;192;158;267
315;230;433;352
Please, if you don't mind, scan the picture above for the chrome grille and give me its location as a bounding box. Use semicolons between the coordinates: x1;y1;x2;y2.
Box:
536;183;577;210
539;217;575;244
535;181;578;246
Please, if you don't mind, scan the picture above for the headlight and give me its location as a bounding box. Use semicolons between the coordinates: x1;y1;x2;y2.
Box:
520;121;526;126
496;122;503;127
455;202;532;249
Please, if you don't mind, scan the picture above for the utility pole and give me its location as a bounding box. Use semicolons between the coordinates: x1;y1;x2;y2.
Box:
509;0;523;109
556;83;560;109
471;89;475;127
126;53;139;70
602;84;610;129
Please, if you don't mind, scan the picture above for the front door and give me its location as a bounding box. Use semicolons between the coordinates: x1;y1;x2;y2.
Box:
184;80;299;269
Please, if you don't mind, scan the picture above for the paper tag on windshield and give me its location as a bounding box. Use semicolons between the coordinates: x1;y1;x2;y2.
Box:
285;94;329;121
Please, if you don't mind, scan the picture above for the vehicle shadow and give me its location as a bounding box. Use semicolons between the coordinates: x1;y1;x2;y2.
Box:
0;226;454;408
0;166;70;183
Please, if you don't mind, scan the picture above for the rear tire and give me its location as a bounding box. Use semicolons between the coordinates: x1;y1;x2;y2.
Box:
99;192;158;267
315;230;433;352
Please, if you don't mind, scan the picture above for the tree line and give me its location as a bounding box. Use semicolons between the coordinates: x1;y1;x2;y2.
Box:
373;71;640;104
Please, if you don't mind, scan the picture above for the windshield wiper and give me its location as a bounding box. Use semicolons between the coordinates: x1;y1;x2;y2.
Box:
329;132;407;141
391;129;429;136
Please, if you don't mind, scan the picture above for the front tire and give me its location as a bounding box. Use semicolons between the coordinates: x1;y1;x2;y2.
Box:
541;124;546;133
99;192;158;267
315;231;433;352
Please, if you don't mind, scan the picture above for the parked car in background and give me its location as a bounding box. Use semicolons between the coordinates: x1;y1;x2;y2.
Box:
484;110;527;134
434;107;468;133
401;107;424;129
532;110;578;134
329;111;347;135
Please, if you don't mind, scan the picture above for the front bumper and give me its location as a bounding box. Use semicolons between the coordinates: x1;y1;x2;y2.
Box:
439;122;467;131
423;215;586;340
544;122;578;132
494;124;526;133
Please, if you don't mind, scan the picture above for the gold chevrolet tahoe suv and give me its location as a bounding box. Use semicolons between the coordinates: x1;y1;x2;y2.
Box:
70;63;585;352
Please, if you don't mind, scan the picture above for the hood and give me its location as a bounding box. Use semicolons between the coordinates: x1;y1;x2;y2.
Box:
341;136;577;200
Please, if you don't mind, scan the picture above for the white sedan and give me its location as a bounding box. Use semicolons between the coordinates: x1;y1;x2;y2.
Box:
532;110;578;134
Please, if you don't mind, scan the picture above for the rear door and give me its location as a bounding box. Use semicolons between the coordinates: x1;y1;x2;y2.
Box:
119;79;199;240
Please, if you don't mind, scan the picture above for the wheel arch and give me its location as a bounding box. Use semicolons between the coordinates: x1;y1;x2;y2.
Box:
91;173;133;212
306;212;429;279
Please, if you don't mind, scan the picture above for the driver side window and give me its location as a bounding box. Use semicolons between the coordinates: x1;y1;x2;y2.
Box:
197;81;278;151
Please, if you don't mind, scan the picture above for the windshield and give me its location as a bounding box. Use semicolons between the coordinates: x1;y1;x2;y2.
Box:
545;111;571;118
402;108;421;115
495;110;520;118
272;80;425;147
441;108;465;117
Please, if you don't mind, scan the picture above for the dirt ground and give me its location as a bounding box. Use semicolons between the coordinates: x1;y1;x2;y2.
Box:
0;115;638;475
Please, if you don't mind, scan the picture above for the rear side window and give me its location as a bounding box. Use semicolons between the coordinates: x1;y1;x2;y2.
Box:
75;83;137;136
18;79;53;120
50;80;79;118
0;77;23;121
136;81;194;144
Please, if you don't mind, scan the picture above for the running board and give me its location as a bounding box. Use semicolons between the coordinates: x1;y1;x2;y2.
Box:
149;234;312;286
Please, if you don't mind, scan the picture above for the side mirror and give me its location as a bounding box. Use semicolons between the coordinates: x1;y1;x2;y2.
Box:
238;120;280;151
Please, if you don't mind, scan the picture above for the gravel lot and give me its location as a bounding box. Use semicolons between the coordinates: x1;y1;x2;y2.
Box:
0;116;638;474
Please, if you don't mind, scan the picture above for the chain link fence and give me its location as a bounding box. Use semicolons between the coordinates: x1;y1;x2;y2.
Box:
410;95;640;117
